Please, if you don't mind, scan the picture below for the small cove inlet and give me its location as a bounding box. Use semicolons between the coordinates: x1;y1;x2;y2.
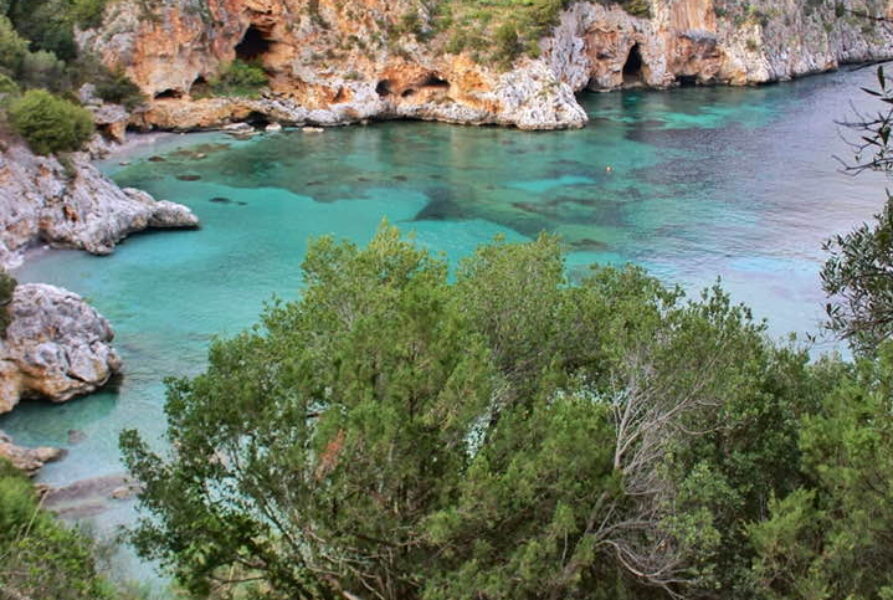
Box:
3;67;890;590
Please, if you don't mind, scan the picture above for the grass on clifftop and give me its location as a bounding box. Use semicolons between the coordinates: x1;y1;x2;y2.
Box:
401;0;651;68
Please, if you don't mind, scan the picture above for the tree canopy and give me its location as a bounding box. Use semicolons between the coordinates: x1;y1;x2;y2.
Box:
122;225;887;600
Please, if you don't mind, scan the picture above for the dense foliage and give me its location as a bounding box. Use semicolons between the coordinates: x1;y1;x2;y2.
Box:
0;0;143;153
0;459;114;599
121;224;893;600
8;89;94;154
208;59;269;98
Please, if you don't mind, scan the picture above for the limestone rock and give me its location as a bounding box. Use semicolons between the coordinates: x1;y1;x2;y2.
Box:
0;431;65;476
0;137;199;270
77;0;893;132
0;283;122;413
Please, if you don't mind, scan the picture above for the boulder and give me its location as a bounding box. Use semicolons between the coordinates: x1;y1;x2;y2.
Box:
0;138;200;270
0;431;65;476
0;283;122;413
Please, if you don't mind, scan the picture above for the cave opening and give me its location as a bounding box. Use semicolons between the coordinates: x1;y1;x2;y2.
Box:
235;25;272;62
154;88;183;99
245;111;271;128
190;76;210;96
676;74;698;87
622;43;643;84
376;80;393;97
421;74;450;88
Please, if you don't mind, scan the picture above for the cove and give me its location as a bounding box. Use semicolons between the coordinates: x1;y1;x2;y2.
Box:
1;67;890;584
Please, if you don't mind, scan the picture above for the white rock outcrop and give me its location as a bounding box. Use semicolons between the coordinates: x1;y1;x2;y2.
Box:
0;283;122;414
0;137;199;270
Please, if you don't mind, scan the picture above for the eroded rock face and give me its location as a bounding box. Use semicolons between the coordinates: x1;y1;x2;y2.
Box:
79;0;588;131
546;0;893;93
0;283;122;413
0;137;199;270
79;0;893;131
0;431;65;476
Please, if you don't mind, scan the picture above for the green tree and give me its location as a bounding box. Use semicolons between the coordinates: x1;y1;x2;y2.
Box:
821;192;893;353
0;15;28;78
8;89;94;155
19;49;67;91
122;226;822;600
822;67;893;353
749;345;893;599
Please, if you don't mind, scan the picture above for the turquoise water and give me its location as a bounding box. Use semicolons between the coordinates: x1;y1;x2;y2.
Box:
2;67;890;585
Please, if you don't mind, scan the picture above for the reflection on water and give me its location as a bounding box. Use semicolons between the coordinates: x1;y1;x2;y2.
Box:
1;67;889;587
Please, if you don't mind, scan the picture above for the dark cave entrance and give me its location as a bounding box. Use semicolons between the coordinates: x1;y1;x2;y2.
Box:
154;88;183;99
190;75;210;96
623;43;644;85
376;79;393;97
235;25;272;62
245;111;271;128
421;74;450;89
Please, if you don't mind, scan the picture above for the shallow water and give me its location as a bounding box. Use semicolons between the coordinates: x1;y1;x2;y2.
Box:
2;67;890;586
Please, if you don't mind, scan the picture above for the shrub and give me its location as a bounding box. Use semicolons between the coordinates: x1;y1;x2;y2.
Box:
94;70;145;110
8;89;94;155
0;72;20;98
0;270;15;337
71;0;108;29
19;50;68;92
493;22;522;67
6;0;78;62
209;59;268;98
0;16;28;78
0;459;114;599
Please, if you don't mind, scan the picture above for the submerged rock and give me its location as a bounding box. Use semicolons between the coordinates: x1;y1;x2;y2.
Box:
43;473;141;518
0;431;65;476
0;138;200;270
0;283;122;413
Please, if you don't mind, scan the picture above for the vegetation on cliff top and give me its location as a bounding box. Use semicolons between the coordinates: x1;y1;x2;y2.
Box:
8;89;94;154
0;0;142;155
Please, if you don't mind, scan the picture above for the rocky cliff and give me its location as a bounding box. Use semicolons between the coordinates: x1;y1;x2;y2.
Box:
0;283;122;414
79;0;893;131
0;136;199;270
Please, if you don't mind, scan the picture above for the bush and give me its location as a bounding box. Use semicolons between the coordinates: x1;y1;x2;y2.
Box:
0;459;114;600
0;16;28;78
209;59;268;98
493;22;522;67
71;0;108;29
19;50;68;92
0;270;15;337
8;89;94;155
0;72;20;98
94;70;145;110
6;0;78;62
